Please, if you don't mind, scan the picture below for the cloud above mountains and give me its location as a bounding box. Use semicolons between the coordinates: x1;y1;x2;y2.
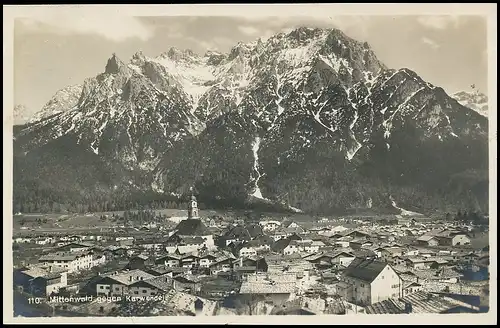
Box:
17;15;155;42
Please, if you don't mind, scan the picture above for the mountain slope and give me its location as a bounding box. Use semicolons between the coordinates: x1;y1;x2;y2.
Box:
13;27;489;215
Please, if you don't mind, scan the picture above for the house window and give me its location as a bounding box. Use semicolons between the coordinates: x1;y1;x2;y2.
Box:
361;283;364;287
134;291;139;295
142;290;147;293
115;287;120;291
106;286;110;289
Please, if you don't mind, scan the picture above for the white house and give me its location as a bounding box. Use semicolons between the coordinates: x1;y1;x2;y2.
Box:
93;253;107;266
450;234;471;246
338;258;403;306
331;251;356;267
14;266;68;297
239;247;258;257
95;269;156;297
116;236;134;242
13;237;32;244
286;221;301;229
402;282;423;296
405;247;420;256
38;251;96;273
283;240;302;255
259;220;281;232
34;237;55;246
198;254;217;268
57;242;93;253
416;235;439;247
305;240;325;253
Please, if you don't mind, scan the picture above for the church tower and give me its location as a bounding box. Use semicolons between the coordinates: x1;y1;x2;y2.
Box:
188;187;199;219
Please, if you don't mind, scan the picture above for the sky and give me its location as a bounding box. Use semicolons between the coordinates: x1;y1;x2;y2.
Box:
14;14;488;118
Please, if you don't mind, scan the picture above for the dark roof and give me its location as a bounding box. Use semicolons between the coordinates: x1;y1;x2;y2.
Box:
174;219;210;236
344;258;388;283
271;238;291;253
246;224;263;238
365;299;404;314
141;276;173;291
179;236;205;245
145;266;171;276
225;225;251;240
255;234;275;246
351;248;377;258
345;230;370;238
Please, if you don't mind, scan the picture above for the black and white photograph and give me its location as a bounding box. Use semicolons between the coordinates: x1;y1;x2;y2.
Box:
3;4;497;325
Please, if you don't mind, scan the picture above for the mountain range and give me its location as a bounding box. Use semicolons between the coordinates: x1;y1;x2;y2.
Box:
452;90;489;118
13;27;489;216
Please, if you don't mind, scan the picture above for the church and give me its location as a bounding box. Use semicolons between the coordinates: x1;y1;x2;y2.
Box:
165;188;216;253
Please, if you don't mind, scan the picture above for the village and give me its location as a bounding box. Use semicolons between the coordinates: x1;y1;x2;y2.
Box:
12;193;490;317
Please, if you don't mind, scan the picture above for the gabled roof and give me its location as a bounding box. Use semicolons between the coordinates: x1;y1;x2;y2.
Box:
364;299;404;314
332;251;355;258
156;254;181;262
271;238;291;253
344;258;389;283
246;224;264;238
224;225;251;240
174;219;210;236
106;269;155;286
199;253;217;259
417;235;437;242
139;276;172;292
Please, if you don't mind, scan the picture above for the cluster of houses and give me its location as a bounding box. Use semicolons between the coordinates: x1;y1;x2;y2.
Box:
12;195;489;315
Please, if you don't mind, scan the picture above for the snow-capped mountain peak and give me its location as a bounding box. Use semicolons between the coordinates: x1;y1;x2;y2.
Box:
28;84;83;124
452;90;489;118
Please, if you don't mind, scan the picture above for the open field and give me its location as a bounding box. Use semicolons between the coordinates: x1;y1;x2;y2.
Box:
12;209;221;233
11;208;316;233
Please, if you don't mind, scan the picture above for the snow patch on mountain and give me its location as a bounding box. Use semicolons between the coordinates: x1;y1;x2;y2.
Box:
288;205;303;213
390;195;423;217
250;136;268;200
154;51;216;110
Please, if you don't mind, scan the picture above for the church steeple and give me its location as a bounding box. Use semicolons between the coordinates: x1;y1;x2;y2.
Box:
188;187;199;219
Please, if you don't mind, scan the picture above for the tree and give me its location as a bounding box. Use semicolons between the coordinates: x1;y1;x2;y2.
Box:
234;295;263;315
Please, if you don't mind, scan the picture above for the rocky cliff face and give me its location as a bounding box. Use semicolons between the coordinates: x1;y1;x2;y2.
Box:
13;27;489;215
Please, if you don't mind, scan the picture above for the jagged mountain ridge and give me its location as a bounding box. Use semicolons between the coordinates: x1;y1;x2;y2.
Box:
452;90;489;118
13;27;489;215
28;84;84;124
